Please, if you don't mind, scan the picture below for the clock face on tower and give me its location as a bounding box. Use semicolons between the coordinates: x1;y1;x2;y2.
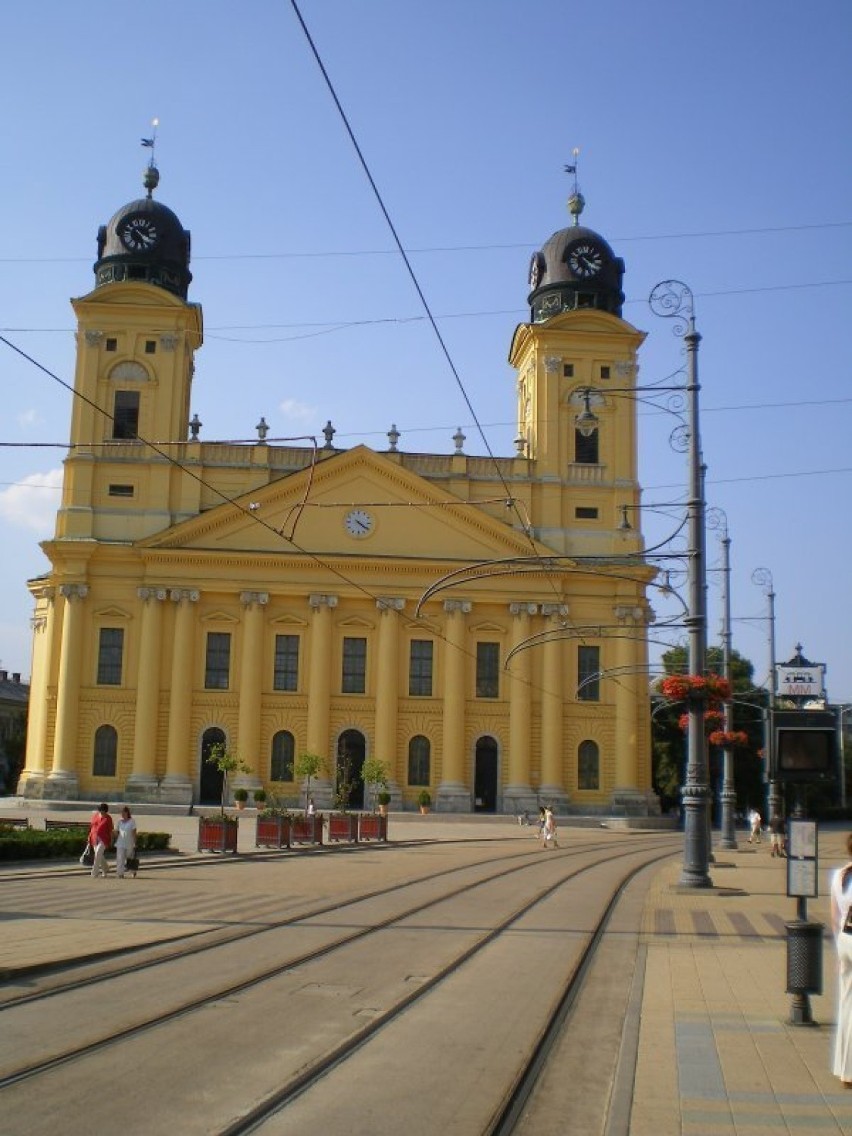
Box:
118;215;159;252
344;509;374;538
568;241;604;278
528;253;545;291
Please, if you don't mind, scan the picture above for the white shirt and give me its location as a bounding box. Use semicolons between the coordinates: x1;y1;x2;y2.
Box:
116;817;137;849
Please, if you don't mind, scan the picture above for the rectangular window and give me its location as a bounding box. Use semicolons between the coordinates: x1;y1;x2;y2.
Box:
273;634;300;692
105;338;117;352
476;642;500;698
96;627;124;685
205;632;231;689
578;645;601;702
144;340;157;355
108;484;134;498
563;363;574;378
409;640;434;696
113;390;140;439
575;506;598;519
600;365;611;379
342;636;367;694
574;428;599;464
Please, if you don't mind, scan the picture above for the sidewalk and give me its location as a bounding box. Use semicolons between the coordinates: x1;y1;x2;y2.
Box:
631;829;851;1135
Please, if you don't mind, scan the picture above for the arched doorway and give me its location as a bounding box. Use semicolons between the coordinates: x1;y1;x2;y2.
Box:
199;727;226;806
474;736;499;812
337;729;366;809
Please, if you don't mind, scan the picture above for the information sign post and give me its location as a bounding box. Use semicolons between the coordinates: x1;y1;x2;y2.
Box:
785;819;822;1025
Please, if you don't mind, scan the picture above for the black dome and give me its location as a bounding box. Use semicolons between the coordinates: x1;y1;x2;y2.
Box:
94;176;192;299
528;222;625;320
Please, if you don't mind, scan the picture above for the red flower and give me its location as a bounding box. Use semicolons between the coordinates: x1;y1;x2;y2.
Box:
659;673;732;703
708;730;749;749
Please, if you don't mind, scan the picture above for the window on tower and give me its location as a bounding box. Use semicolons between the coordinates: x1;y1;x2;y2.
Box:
205;632;231;689
574;427;599;464
409;640;434;696
476;642;500;698
577;646;601;702
342;636;367;694
112;390;140;439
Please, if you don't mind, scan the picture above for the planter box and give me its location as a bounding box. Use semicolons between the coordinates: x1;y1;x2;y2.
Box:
357;814;388;842
327;813;358;843
256;815;291;849
198;816;239;854
290;815;323;846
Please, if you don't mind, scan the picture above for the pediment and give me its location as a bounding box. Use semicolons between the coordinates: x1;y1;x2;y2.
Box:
93;605;131;620
140;445;555;565
270;614;309;628
470;621;506;635
200;610;240;625
338;616;375;630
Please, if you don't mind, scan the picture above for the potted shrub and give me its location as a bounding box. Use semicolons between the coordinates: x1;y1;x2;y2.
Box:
377;790;391;818
294;751;326;814
233;787;249;810
198;742;250;853
418;789;432;815
253;788;267;806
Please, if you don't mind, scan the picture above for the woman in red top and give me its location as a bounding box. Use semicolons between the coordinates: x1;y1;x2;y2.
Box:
90;803;114;878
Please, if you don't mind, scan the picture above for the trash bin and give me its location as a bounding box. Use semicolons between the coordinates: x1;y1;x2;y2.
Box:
785;920;824;994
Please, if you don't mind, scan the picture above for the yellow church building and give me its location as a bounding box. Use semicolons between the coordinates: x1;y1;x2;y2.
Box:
20;165;658;814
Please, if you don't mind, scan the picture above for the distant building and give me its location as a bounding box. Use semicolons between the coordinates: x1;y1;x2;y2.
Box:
0;670;29;792
19;165;657;814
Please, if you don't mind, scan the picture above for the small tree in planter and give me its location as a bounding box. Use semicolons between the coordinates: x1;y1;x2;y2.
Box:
418;789;432;814
362;757;390;813
233;787;249;810
253;788;267;807
294;751;326;814
206;742;251;814
199;743;251;852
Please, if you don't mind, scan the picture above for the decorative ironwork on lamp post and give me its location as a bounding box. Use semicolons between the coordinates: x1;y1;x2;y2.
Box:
649;280;712;888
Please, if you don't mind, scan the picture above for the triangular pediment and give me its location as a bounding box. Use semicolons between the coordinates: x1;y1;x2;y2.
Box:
338;616;375;630
200;610;240;625
93;605;131;620
270;614;308;628
140;445;556;565
470;621;506;634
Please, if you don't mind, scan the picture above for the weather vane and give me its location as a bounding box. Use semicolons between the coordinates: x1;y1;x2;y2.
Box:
140;117;159;167
564;147;584;225
140;118;160;197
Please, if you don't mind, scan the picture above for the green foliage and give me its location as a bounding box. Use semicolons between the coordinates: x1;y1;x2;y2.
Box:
0;828;171;860
294;752;326;812
417;788;432;807
377;791;391;806
253;788;267;803
233;787;249;802
205;742;251;814
362;757;390;811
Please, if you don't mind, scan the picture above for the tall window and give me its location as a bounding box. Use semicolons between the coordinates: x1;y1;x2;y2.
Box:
578;740;600;789
205;632;231;689
409;639;434;696
476;642;500;698
273;635;300;692
408;735;431;786
96;627;124;685
271;730;295;781
577;645;600;701
113;390;140;439
93;724;118;777
574;426;599;464
342;636;367;694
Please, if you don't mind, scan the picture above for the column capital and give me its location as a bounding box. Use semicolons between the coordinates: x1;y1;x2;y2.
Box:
309;593;338;609
443;599;472;615
84;330;104;347
509;602;538;617
377;596;405;612
138;586;168;603
613;604;647;624
541;603;569;619
544;355;561;374
59;583;88;601
240;590;269;607
169;588;200;603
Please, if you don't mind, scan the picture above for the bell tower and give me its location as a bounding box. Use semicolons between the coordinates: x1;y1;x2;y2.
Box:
56;162;203;543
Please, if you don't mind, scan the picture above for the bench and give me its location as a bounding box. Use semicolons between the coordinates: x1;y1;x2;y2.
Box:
44;819;91;832
0;816;30;829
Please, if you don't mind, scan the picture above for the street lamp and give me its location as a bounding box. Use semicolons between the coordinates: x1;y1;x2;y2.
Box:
649;280;712;888
708;508;737;850
752;567;780;820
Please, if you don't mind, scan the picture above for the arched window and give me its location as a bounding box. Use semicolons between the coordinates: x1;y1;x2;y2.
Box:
93;725;117;777
408;735;431;786
271;730;295;781
578;740;600;790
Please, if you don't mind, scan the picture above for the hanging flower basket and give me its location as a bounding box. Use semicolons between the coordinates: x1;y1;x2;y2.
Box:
708;729;750;749
677;708;724;732
659;674;732;703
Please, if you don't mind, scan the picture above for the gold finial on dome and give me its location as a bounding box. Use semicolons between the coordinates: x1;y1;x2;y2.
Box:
565;147;584;226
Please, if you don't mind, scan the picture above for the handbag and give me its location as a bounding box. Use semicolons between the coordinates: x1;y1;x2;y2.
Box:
843;907;852;935
80;842;95;867
126;855;139;873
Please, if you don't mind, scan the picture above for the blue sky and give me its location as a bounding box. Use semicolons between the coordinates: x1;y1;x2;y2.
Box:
1;1;850;697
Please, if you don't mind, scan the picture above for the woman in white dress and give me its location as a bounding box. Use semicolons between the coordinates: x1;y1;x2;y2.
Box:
115;806;137;878
830;832;852;1086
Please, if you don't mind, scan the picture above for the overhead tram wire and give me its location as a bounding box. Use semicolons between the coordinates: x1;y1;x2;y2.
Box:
287;0;567;613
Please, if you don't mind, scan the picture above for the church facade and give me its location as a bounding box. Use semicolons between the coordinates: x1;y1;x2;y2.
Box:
20;167;658;814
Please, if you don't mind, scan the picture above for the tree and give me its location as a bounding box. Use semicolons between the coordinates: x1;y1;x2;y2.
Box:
362;757;390;812
204;742;251;816
294;752;326;813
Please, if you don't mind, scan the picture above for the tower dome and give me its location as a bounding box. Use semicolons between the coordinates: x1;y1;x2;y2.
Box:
94;166;191;299
527;192;624;321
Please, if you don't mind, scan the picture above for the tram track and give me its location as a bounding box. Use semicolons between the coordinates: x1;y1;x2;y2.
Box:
0;834;680;1135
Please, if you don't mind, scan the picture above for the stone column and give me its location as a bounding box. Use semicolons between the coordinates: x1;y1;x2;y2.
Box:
438;599;471;811
237;590;268;791
540;603;570;811
20;587;55;796
504;602;537;813
305;594;337;807
126;587;167;799
46;584;88;797
162;588;199;804
611;604;653;813
374;597;404;803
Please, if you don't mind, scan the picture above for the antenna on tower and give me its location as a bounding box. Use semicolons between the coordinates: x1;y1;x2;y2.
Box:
140;118;160;197
565;147;585;226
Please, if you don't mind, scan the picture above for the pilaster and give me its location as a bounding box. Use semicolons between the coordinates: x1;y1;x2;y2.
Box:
305;593;337;804
162;588;199;804
236;590;268;790
126;586;167;799
539;603;570;811
45;584;88;798
438;599;471;812
503;602;537;813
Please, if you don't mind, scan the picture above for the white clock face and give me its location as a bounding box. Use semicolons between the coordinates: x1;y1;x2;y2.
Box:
568;242;603;278
344;509;374;538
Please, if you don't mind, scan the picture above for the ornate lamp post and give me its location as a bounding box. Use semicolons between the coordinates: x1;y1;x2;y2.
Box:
709;509;737;850
649;280;712;888
752;567;781;820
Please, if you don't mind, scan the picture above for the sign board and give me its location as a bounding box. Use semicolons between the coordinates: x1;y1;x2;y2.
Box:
771;709;838;783
775;663;825;699
787;819;818;899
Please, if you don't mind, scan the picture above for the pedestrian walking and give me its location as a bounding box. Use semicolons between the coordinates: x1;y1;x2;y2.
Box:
115;805;137;878
747;808;762;844
541;806;558;850
768;813;786;857
89;802;114;878
830;833;852;1087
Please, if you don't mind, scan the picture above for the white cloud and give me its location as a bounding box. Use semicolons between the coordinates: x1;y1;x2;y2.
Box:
17;408;40;428
0;469;62;534
277;398;316;424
